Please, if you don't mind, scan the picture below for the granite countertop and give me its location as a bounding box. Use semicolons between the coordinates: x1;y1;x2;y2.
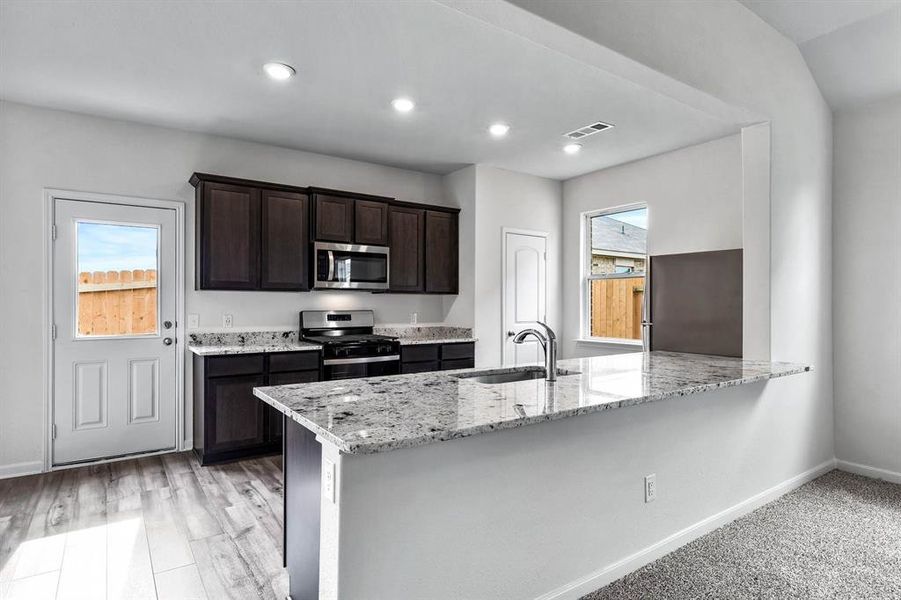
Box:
375;325;476;346
189;342;321;356
254;351;811;455
187;331;321;356
397;336;477;345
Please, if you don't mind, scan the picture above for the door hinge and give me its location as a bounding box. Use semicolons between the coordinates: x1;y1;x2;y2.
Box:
52;424;57;440
51;323;57;340
51;224;58;241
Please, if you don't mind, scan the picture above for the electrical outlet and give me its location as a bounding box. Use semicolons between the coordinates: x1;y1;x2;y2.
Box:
187;314;199;329
410;312;418;325
322;458;335;503
645;473;657;503
222;314;233;328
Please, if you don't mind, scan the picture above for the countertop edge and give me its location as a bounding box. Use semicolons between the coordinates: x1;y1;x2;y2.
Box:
253;363;811;455
188;343;322;356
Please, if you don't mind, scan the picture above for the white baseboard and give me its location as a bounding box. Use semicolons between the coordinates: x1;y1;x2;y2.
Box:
836;459;901;484
536;458;837;600
0;460;44;480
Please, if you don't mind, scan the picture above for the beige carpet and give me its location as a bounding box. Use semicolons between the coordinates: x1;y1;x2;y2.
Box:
583;470;901;599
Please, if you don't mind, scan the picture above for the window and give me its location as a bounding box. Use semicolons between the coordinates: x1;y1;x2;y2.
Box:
76;221;160;337
584;206;648;342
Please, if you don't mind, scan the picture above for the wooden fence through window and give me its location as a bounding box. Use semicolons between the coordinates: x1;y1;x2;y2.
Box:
77;270;157;335
590;276;645;340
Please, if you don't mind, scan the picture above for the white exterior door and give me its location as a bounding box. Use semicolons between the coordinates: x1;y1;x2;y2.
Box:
53;198;178;465
503;231;547;367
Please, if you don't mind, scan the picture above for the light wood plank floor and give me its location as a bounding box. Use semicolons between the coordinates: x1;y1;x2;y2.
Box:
0;452;287;600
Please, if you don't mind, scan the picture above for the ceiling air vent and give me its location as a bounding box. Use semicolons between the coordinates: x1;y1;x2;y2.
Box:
564;121;614;140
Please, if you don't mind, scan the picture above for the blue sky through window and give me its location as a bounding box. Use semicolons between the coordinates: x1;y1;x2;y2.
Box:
77;222;158;274
605;208;647;230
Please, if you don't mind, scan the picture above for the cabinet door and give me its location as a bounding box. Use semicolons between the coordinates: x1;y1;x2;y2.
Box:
314;195;354;242
266;370;320;444
261;189;310;290
389;206;425;292
205;374;267;454
199;182;261;289
425;210;458;294
354;200;389;246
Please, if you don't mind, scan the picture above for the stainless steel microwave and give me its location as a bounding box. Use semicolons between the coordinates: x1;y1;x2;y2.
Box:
313;242;390;290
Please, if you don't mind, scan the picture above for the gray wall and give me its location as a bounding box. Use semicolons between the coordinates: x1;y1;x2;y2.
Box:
0;101;467;473
562;134;743;358
833;96;901;478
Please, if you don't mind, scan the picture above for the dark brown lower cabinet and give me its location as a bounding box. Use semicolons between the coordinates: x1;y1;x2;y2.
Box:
400;342;474;373
193;352;321;465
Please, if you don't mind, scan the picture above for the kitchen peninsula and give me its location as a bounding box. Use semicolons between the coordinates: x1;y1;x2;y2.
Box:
254;351;810;600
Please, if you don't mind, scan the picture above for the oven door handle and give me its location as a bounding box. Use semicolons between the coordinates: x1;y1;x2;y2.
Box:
323;355;400;366
327;250;335;281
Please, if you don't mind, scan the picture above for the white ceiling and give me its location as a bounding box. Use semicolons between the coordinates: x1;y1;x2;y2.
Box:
738;0;899;43
740;0;901;110
0;0;747;180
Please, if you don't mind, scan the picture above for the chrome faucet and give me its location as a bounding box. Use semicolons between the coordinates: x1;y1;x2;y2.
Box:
512;321;558;382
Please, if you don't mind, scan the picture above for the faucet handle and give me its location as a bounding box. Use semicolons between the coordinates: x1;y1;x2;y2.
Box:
506;330;516;337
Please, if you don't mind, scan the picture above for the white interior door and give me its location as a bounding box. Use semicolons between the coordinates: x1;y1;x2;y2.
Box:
53;198;178;465
503;231;547;367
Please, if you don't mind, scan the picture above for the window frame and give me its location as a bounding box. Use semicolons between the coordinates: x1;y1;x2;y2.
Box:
580;204;648;346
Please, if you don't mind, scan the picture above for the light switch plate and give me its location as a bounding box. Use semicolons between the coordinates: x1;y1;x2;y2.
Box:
222;314;233;328
322;458;336;503
187;314;199;329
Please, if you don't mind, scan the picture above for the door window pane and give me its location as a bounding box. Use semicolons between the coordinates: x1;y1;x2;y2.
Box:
76;222;159;337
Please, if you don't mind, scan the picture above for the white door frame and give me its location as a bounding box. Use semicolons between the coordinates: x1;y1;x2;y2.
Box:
500;227;549;366
43;188;186;472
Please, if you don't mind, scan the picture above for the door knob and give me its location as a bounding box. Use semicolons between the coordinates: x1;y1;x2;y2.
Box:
163;337;173;346
163;320;173;329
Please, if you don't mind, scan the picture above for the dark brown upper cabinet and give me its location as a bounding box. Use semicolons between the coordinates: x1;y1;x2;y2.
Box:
425;210;459;294
196;181;261;290
261;189;310;290
192;173;310;291
193;174;459;295
311;189;391;246
313;194;354;243
388;206;425;292
355;200;389;246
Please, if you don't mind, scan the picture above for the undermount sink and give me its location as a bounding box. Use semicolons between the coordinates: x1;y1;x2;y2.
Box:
455;367;579;385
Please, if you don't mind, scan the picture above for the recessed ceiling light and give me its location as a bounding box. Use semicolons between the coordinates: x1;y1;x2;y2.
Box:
263;62;296;81
392;97;415;113
563;143;582;154
488;123;510;137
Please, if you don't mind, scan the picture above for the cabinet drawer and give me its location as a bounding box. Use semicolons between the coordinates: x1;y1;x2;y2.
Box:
269;352;320;373
401;344;440;363
269;370;320;385
401;361;439;374
440;358;475;371
440;342;474;361
205;354;265;377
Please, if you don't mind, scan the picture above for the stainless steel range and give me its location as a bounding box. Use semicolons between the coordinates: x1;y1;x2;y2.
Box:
300;310;400;380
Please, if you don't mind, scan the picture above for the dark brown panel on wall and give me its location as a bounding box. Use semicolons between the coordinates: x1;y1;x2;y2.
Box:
261;189;310;290
650;249;742;357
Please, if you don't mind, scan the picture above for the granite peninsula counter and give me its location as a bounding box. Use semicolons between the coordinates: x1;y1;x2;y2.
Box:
253;351;809;455
259;350;810;600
